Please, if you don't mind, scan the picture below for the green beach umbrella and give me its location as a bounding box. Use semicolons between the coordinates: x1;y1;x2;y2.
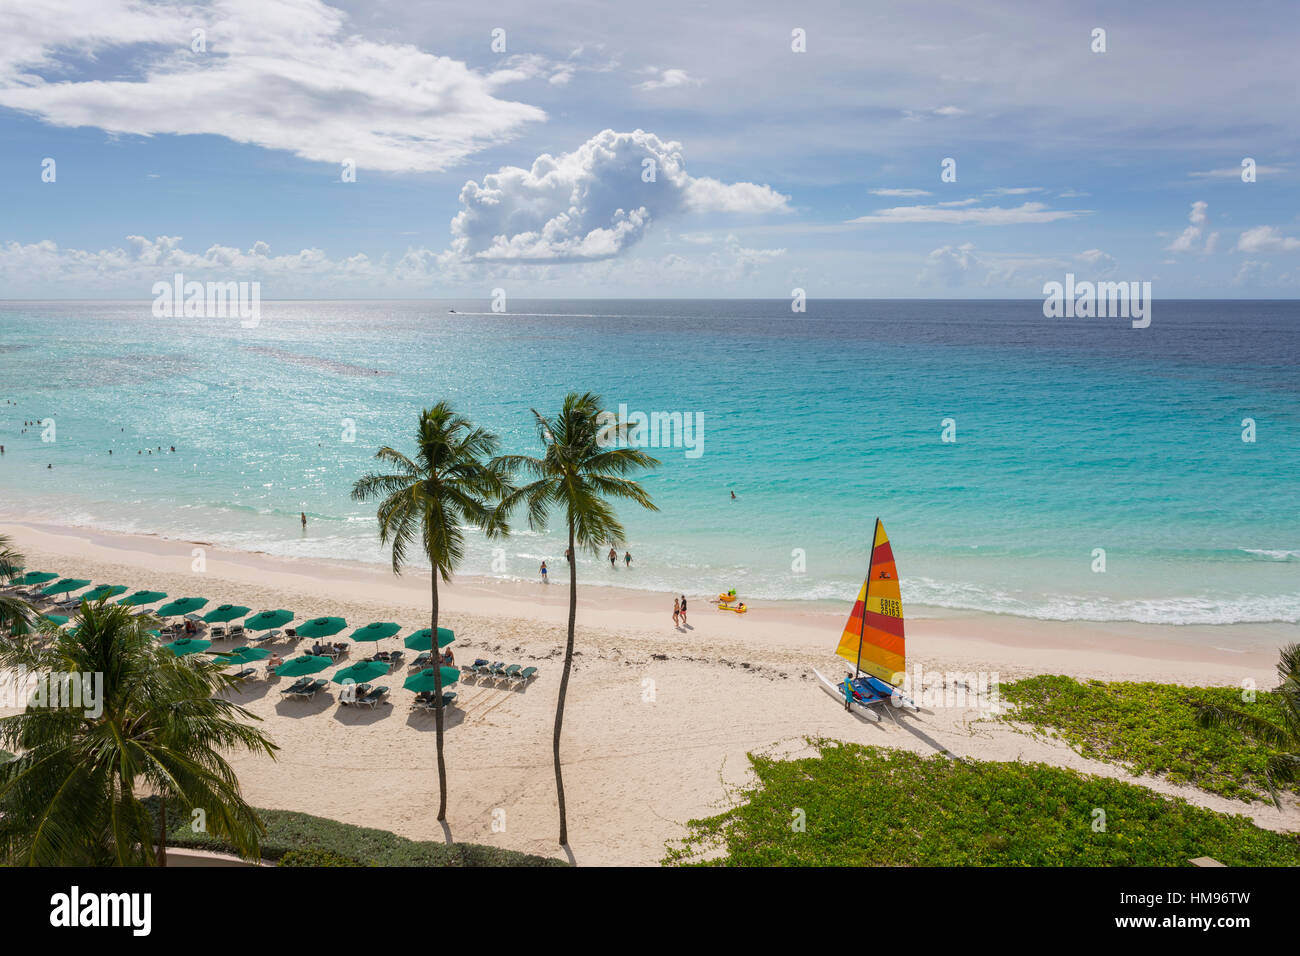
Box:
402;667;460;694
349;621;400;643
81;584;128;602
274;654;331;677
404;627;455;651
203;604;251;624
118;590;168;607
18;571;59;586
43;613;69;626
156;597;209;617
296;616;347;639
42;578;91;597
215;645;271;665
332;661;389;685
164;637;213;657
244;609;294;631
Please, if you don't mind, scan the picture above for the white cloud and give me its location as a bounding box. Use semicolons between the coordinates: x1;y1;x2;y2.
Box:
449;129;790;262
1166;201;1214;253
636;68;700;91
0;0;545;173
986;187;1043;196
1188;165;1286;178
870;188;932;197
1236;225;1300;253
848;201;1084;226
922;243;979;287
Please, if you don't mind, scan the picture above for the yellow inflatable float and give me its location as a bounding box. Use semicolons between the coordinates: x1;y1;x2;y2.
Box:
717;602;748;614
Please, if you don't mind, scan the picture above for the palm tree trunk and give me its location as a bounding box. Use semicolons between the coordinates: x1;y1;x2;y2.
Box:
555;519;577;846
432;570;448;822
156;797;167;866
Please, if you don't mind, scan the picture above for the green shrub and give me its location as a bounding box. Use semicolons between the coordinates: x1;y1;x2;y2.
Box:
145;800;565;867
279;848;365;867
998;675;1296;801
664;741;1300;866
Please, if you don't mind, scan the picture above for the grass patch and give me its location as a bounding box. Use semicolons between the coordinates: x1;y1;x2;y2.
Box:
998;675;1295;802
664;741;1300;866
149;800;565;867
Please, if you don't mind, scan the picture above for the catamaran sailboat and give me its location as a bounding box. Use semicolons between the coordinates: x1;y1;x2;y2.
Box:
814;518;920;719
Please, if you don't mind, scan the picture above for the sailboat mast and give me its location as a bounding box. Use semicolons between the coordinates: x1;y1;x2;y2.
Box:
853;517;880;680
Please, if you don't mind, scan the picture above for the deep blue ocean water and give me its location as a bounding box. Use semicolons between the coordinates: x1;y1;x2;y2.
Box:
1;299;1297;625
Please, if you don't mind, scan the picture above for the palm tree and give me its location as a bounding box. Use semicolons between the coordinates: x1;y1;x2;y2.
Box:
496;392;659;845
1196;643;1300;807
351;402;508;823
0;600;276;865
0;533;34;638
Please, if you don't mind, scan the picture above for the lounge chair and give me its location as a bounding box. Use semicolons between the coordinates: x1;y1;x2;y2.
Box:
211;625;227;638
460;659;488;679
501;664;522;681
279;677;312;696
411;651;433;668
338;682;370;705
228;624;245;638
512;666;538;686
486;661;508;679
358;686;389;709
296;678;328;699
231;668;256;681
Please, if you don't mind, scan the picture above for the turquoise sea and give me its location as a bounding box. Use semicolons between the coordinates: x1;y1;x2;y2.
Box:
1;299;1297;626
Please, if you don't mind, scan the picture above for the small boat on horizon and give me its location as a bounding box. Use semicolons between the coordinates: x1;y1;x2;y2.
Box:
813;517;919;720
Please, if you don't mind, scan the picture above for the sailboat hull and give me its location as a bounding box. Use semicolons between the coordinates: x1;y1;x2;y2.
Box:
813;668;882;720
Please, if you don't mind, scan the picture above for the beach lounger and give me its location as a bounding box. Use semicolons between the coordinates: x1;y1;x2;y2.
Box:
358;686;389;709
512;666;538;686
279;677;312;696
460;659;489;679
211;625;227;638
411;652;433;668
294;678;328;699
232;668;256;681
487;662;508;679
501;664;521;681
228;624;245;638
338;682;370;705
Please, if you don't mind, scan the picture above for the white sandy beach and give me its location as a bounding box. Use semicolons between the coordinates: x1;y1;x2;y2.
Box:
2;518;1296;865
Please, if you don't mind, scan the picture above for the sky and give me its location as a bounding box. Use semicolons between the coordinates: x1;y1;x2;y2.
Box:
0;0;1297;299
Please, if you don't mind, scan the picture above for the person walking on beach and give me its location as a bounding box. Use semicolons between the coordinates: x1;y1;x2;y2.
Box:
608;546;617;568
673;597;681;627
540;560;548;584
679;595;687;625
300;511;307;529
624;550;631;567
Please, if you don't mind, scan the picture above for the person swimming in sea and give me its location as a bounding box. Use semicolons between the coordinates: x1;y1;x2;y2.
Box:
624;550;631;567
730;490;737;500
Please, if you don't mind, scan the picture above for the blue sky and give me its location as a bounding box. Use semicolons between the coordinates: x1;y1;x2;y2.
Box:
0;0;1297;297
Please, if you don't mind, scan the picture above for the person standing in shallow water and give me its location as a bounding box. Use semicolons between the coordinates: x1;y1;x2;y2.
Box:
300;511;307;529
624;550;631;567
608;546;617;568
540;560;548;584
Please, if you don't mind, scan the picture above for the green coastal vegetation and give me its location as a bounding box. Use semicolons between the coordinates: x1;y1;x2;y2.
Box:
664;741;1300;867
999;660;1300;804
143;801;563;867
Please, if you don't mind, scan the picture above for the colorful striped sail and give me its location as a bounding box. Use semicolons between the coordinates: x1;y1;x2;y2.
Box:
834;519;905;683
